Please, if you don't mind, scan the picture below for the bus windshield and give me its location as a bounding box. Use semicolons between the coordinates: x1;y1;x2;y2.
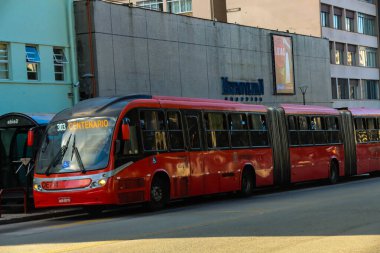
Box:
36;117;116;175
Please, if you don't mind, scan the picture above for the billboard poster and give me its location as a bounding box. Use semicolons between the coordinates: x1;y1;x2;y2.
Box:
272;35;295;95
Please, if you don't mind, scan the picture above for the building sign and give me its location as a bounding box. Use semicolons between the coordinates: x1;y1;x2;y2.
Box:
272;34;295;95
222;77;264;102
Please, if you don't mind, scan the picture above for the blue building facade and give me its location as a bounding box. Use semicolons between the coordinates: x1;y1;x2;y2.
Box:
0;0;79;115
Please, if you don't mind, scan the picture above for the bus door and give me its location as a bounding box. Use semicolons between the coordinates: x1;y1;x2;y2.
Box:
183;111;205;196
0;127;31;189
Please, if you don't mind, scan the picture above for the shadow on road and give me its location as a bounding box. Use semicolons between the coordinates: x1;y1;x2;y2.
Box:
0;175;379;247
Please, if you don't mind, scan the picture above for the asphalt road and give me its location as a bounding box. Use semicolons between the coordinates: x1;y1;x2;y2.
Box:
1;176;380;253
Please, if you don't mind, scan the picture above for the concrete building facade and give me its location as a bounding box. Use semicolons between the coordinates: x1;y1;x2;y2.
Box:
227;0;380;108
75;1;332;106
321;0;380;108
121;0;380;108
0;0;79;115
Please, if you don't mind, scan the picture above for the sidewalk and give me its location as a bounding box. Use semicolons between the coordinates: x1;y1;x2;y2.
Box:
0;208;83;225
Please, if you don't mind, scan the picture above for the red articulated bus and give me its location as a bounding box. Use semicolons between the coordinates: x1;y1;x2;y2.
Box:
278;104;344;184
31;95;378;210
340;108;380;177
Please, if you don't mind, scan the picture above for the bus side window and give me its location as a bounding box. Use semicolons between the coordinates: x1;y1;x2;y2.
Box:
355;118;368;143
299;116;313;145
167;111;185;150
312;117;327;145
249;114;269;147
377;117;380;142
325;117;340;144
287;115;299;146
229;113;249;148
367;118;379;142
140;110;167;151
204;112;229;149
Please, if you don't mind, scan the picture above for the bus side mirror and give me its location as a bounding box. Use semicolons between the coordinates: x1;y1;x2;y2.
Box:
27;129;35;147
121;120;130;141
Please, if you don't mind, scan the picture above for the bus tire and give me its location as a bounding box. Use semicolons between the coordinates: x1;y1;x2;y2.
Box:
148;176;169;211
329;162;338;184
240;169;254;197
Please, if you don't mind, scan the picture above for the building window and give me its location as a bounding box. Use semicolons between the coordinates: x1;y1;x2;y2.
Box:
321;4;330;27
359;46;377;67
25;46;40;80
338;78;349;99
350;79;360;99
345;10;354;32
136;0;163;11
331;78;337;99
347;44;356;66
53;48;68;81
335;43;344;65
360;0;374;4
358;13;376;36
329;42;334;64
0;43;9;79
167;0;192;14
333;7;342;29
365;80;379;99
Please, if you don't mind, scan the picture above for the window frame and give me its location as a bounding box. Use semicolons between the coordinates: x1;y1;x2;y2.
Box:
25;45;40;81
136;0;164;11
204;111;230;150
0;43;9;80
139;109;168;152
166;110;186;151
228;112;250;148
248;113;270;148
167;0;192;14
53;47;68;81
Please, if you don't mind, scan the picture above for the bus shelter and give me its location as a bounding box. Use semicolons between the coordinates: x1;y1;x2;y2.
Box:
0;113;53;213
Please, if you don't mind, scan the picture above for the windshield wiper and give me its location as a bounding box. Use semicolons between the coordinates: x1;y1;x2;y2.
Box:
45;134;72;176
41;135;50;153
71;135;86;174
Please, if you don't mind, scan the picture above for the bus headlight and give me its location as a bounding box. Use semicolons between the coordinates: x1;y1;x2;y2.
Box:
98;179;107;187
33;184;42;191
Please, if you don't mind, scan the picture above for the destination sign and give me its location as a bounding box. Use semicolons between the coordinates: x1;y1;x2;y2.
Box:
68;119;110;130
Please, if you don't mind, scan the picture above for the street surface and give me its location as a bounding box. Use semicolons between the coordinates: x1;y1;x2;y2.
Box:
0;176;380;253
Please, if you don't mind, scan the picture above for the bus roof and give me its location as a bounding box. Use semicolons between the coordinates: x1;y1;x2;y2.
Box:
348;107;380;117
281;104;340;115
52;95;153;122
52;95;269;122
153;96;268;112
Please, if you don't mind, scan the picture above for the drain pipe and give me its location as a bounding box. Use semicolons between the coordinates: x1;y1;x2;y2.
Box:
86;0;97;97
67;0;79;104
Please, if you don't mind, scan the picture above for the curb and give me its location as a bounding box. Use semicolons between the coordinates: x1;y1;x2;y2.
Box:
0;209;84;225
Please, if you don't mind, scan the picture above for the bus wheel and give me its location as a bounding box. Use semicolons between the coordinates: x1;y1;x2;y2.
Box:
329;162;338;184
148;176;169;211
369;171;380;177
240;169;254;197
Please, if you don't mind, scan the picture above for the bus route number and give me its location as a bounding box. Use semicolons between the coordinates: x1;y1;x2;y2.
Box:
57;123;67;132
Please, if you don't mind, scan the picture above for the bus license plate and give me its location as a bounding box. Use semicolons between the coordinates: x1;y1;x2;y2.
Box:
58;197;71;204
